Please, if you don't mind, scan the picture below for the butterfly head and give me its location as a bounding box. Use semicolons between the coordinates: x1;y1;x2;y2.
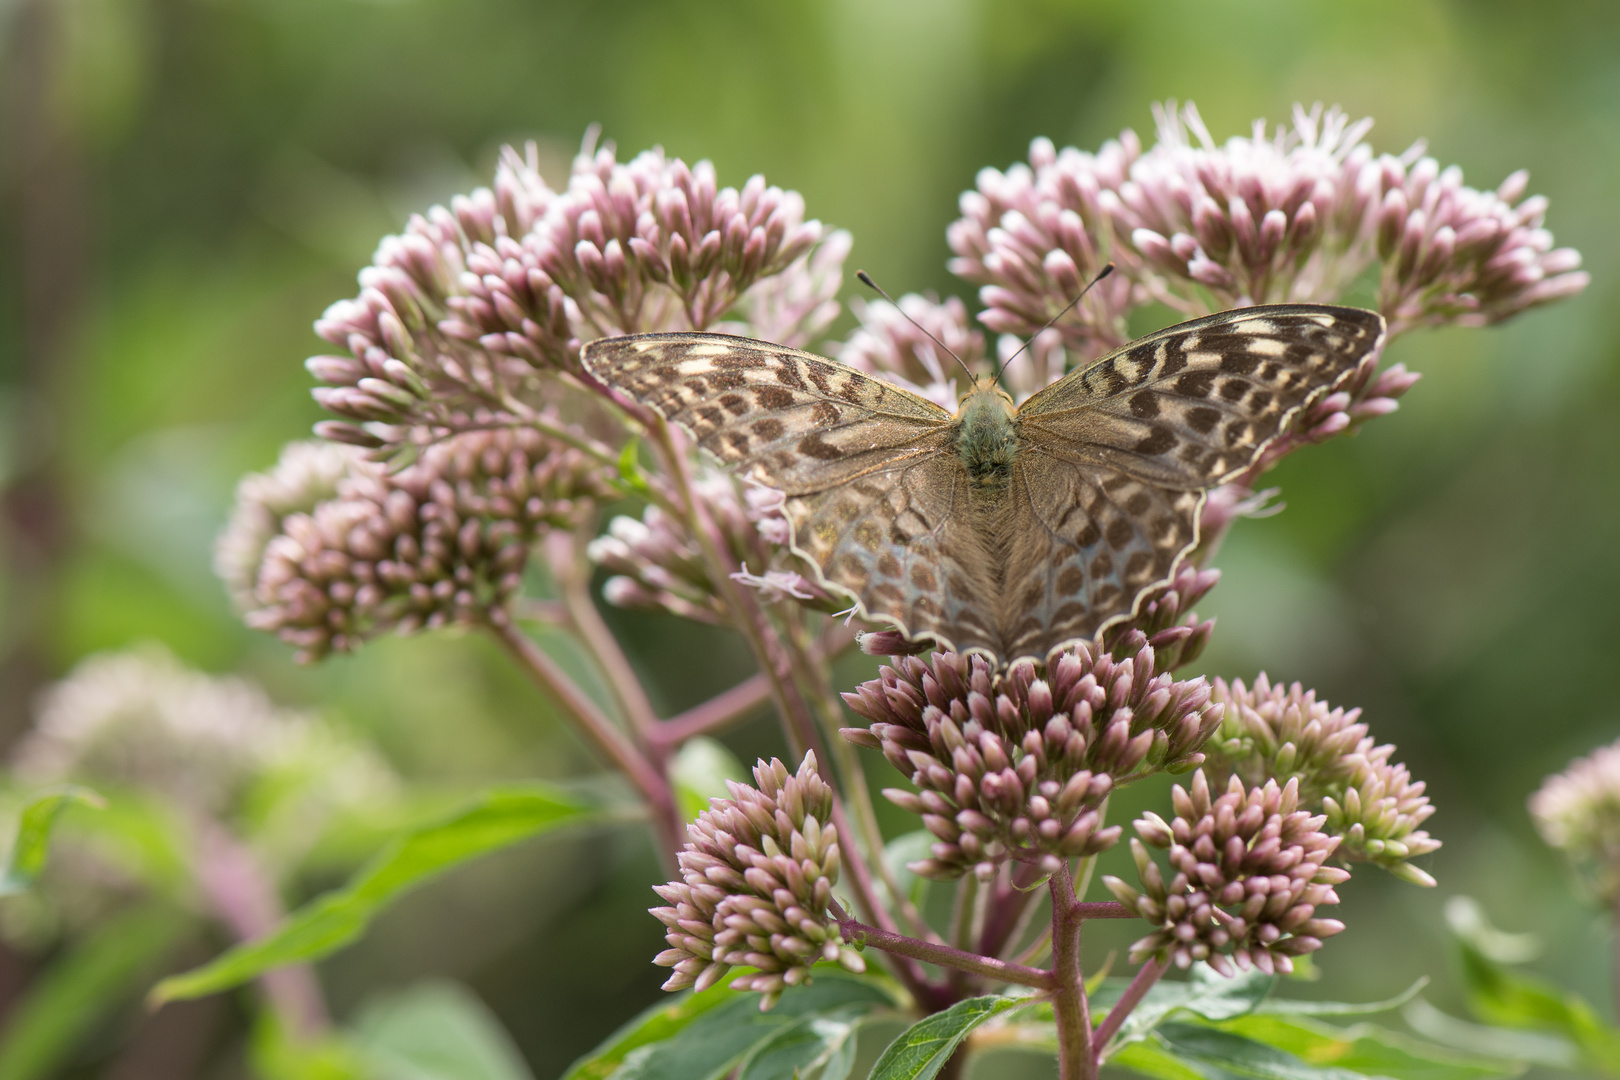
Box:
955;382;1019;488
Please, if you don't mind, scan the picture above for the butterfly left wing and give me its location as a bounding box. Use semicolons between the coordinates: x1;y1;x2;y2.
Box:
582;332;955;495
1015;305;1385;487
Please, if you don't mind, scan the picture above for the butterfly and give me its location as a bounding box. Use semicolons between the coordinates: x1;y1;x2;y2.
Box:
582;304;1385;665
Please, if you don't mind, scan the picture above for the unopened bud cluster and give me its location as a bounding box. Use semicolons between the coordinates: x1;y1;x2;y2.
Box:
1098;564;1220;674
223;429;612;661
307;137;844;459
589;470;836;621
1202;675;1439;885
1105;771;1346;975
1530;737;1620;902
953;99;1585;370
651;753;863;1010
841;644;1222;881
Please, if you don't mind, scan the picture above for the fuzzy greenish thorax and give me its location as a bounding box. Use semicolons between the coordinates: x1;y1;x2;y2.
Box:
955;384;1019;488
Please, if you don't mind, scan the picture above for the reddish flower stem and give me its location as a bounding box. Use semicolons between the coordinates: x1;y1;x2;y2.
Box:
650;672;774;748
485;610;681;863
1091;957;1167;1062
836;916;1053;990
1050;863;1096;1080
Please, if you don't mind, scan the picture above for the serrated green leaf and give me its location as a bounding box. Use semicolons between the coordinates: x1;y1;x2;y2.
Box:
0;902;189;1080
150;785;595;1005
570;973;895;1080
867;994;1029;1080
1153;1021;1369;1080
1217;1013;1521;1080
0;786;105;896
350;980;535;1080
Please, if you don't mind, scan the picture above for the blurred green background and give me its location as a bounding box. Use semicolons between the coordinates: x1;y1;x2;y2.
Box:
1;0;1617;1076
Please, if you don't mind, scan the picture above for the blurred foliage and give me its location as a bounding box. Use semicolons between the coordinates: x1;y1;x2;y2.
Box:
1;0;1618;1076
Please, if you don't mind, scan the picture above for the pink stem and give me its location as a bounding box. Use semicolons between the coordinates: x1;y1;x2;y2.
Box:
194;825;328;1039
651;673;773;748
836;916;1053;990
1050;864;1096;1080
1091;957;1167;1062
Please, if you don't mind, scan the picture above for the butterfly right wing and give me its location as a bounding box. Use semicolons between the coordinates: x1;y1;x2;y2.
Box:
581;332;955;495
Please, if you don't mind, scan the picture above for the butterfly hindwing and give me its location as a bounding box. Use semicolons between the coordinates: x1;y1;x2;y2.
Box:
1016;305;1385;487
782;453;1003;655
582;333;954;496
997;458;1202;659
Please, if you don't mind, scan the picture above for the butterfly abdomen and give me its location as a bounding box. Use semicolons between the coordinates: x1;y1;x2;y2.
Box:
956;388;1019;488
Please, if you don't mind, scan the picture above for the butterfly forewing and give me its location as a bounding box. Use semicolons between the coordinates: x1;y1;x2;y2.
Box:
582;333;954;495
1017;305;1385;487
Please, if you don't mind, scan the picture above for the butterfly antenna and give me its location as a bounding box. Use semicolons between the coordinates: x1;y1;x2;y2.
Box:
990;262;1117;385
855;270;979;384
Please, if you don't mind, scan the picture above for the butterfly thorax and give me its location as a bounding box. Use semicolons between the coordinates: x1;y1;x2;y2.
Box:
955;384;1019;489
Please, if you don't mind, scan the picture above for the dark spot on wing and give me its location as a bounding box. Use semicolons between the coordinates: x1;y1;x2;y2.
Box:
811;401;840;426
1174;370;1216;398
1129;391;1159;419
756;386;795;410
720;393;748;415
1220;351;1259;375
1106;517;1134;549
1134;426;1177;455
710;370;746;390
798;432;844;460
1219;378;1248;403
1187;407;1221;434
752;417;785;440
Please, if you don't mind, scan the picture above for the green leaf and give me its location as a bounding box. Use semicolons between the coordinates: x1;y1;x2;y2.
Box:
0;902;190;1080
617;438;651;494
1257;978;1430;1017
568;972;895;1080
350;980;535;1080
1153;1021;1370;1080
1097;966;1274;1053
1446;898;1620;1074
0;786;105;896
671;738;747;822
1403;998;1579;1072
249;1010;370;1080
867;994;1029;1080
562;984;748;1080
1111;1036;1232;1080
1216;1014;1521;1080
151;784;596;1005
737;1005;867;1080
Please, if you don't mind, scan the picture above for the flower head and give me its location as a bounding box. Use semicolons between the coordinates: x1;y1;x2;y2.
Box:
1201;675;1439;885
949;132;1139;358
228;429;612;661
306;134;844;459
1104;770;1347;975
651;753;863;1010
841;643;1221;881
1530;738;1620;902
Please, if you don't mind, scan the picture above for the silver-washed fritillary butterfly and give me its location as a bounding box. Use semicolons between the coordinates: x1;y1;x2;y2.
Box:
583;305;1385;664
